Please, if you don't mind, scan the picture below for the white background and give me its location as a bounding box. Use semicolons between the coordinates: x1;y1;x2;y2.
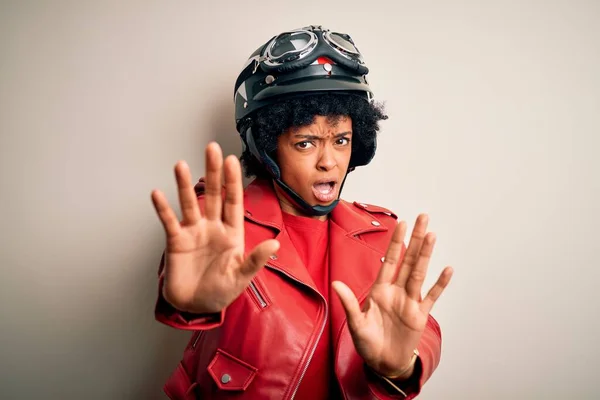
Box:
1;0;598;399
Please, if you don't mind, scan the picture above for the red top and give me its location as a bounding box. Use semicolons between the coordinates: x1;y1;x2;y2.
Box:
282;212;339;399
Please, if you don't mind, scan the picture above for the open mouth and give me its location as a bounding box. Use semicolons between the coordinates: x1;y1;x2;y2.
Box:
312;180;337;203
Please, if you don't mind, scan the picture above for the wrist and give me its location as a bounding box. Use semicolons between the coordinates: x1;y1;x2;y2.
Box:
385;364;414;381
380;348;420;380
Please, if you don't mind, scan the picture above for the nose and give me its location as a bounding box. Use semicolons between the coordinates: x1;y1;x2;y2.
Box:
317;144;337;172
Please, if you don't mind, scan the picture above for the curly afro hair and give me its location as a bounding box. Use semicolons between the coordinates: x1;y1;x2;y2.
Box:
239;93;388;179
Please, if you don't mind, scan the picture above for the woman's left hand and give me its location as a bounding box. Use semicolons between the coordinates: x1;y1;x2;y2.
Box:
332;214;453;379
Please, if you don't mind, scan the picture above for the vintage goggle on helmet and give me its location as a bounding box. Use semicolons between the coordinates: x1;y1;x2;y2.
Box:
260;28;368;73
233;25;377;216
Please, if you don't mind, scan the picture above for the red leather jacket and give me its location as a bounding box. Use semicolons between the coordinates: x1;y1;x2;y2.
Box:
155;178;443;399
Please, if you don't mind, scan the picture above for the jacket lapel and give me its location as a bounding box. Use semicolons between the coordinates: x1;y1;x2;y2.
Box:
243;179;317;291
329;201;390;357
268;229;317;292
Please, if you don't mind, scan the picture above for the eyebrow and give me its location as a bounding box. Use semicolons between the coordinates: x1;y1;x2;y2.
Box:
293;131;352;140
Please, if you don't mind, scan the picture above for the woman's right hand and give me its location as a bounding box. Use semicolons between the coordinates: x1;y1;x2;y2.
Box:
151;142;279;314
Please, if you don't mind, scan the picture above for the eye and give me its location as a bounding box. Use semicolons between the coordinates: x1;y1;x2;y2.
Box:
336;137;351;146
295;141;314;149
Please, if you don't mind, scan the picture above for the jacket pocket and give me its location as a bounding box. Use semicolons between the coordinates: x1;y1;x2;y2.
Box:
246;278;270;309
207;349;258;391
164;362;198;400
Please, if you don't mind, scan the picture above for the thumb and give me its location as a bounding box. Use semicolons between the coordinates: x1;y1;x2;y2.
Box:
240;239;280;277
332;281;363;330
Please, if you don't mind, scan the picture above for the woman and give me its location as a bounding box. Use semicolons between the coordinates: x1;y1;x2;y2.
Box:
151;25;453;399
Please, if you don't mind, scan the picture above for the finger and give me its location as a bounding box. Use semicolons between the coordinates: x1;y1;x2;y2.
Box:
332;281;364;332
395;213;429;287
204;142;223;220
375;221;407;284
222;155;244;230
239;239;280;278
422;266;454;314
151;189;181;238
174;161;201;225
406;232;436;299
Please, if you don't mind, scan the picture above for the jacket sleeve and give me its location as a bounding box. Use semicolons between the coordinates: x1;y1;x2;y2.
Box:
154;251;226;330
365;314;442;399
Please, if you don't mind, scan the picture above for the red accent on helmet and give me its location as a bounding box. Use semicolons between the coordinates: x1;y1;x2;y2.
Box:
316;56;335;64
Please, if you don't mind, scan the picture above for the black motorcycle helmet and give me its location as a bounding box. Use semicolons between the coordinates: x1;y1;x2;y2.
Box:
233;25;377;216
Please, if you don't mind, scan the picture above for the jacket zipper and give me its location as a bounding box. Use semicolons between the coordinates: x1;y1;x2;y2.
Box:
248;281;267;308
191;330;205;349
264;265;328;400
290;298;327;400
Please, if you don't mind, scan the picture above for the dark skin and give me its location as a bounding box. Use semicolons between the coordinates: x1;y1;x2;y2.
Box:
275;115;353;221
151;115;453;379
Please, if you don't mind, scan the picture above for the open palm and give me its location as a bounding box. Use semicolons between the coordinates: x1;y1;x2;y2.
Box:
151;142;279;314
333;214;453;378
